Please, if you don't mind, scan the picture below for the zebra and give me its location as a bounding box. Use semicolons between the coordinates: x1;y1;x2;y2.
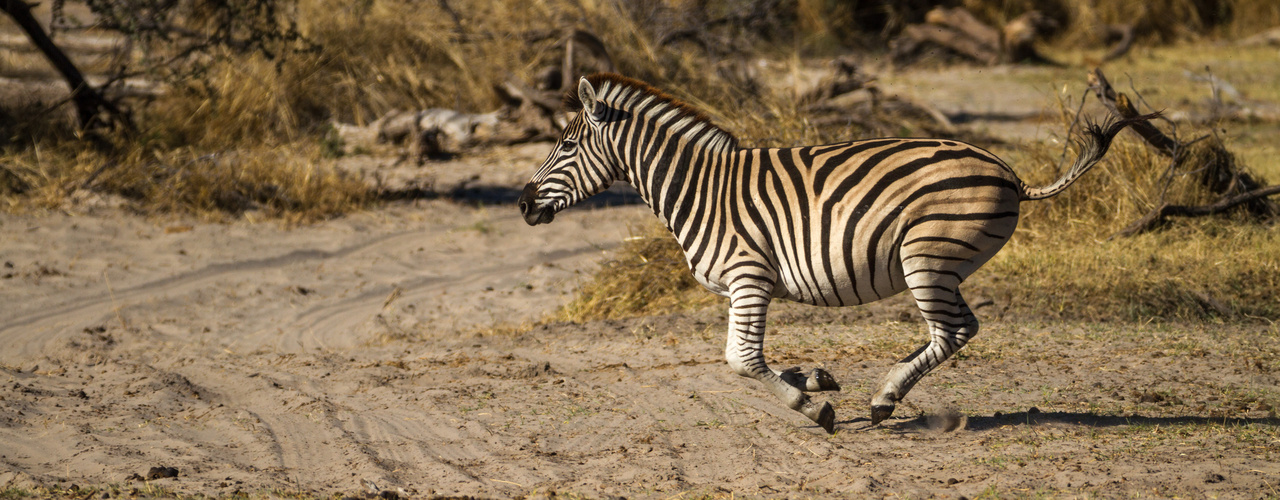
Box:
519;73;1148;433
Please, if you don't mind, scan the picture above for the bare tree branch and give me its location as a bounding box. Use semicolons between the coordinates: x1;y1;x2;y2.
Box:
1086;67;1280;236
1114;184;1280;237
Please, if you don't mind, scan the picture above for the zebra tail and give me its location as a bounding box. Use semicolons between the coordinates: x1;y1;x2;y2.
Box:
1020;112;1161;201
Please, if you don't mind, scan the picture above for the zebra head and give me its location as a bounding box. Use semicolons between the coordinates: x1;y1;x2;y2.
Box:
519;77;623;226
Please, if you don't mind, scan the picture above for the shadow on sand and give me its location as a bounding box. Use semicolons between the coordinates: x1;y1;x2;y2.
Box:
375;182;644;208
961;410;1279;431
828;410;1278;434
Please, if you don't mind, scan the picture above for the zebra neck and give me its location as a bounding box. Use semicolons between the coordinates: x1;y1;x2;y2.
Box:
622;127;737;240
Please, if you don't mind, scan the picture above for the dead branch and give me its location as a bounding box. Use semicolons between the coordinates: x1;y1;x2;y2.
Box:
926;6;1000;48
1002;11;1058;64
1115;184;1280;237
656;0;781;56
798;59;874;105
894;22;1000;65
497;79;561;113
1;0;132;132
1087;68;1179;156
1089;67;1273;205
559;29;615;92
1087;67;1280;236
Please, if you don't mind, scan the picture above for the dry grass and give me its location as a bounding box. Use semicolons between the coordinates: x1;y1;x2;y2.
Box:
4;0;1277;219
1;141;366;221
1010;125;1254;240
981;222;1280;321
557;224;725;323
973;89;1280;321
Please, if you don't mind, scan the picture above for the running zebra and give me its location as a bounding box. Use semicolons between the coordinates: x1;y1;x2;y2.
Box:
519;73;1147;433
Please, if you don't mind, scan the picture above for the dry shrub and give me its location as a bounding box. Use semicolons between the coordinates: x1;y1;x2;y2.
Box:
288;1;534;124
135;146;369;220
1061;0;1280;42
787;0;1279;51
6;0;1277;222
558;224;724;323
2;142;365;221
140;54;308;149
1011;109;1270;239
981;102;1280;321
4;0;765;218
985;223;1280;321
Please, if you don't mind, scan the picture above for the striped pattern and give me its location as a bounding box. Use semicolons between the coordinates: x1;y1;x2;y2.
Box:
519;73;1143;433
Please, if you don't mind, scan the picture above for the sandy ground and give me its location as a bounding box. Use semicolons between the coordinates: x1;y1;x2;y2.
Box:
2;141;1277;499
3;34;1280;495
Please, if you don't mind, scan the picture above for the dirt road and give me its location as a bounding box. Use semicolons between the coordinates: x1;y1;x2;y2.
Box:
2;77;1279;497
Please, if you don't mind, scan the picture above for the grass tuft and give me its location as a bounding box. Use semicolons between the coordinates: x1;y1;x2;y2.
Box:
557;224;724;323
2;141;366;222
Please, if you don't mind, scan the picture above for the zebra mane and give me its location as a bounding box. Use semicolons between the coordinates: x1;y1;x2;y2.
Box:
563;73;739;149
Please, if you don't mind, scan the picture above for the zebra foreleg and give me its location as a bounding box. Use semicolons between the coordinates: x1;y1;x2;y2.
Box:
724;283;836;433
870;288;978;424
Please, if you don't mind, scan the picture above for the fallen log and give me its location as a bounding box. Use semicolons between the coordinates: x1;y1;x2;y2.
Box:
1239;26;1280;46
891;6;1055;66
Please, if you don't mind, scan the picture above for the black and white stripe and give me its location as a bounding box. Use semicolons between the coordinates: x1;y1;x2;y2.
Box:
520;73;1145;432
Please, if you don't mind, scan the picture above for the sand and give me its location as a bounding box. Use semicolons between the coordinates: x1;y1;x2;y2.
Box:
2;62;1278;497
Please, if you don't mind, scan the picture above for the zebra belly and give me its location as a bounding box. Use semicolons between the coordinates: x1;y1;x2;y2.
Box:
773;238;910;307
691;269;732;298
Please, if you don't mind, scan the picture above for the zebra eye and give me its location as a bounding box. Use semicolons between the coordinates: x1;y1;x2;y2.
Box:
560;140;577;152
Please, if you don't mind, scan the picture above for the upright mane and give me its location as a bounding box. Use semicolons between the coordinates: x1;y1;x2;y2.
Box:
563;73;739;149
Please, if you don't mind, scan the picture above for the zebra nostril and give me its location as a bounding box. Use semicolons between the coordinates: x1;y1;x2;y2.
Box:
519;201;529;215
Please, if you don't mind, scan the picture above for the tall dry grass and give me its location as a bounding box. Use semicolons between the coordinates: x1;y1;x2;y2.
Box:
0;141;367;221
558;225;725;323
2;0;768;218
3;0;1278;220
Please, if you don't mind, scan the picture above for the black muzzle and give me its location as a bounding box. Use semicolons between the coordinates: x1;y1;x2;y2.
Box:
518;182;556;226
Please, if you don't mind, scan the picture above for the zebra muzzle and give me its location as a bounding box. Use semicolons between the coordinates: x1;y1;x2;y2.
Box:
518;183;556;226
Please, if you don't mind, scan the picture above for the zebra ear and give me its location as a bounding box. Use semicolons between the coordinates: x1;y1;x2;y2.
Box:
578;77;598;119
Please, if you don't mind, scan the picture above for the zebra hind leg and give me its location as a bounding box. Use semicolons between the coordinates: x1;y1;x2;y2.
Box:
870;287;978;425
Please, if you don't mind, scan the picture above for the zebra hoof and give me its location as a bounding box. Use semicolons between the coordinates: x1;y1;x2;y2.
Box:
802;400;836;434
870;404;895;425
808;368;841;392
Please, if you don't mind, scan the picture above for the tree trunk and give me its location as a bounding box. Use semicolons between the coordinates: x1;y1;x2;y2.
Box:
1;0;125;130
